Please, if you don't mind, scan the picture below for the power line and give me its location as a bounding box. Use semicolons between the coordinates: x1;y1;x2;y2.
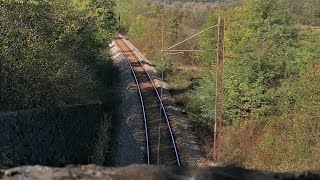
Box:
167;24;218;50
162;49;215;52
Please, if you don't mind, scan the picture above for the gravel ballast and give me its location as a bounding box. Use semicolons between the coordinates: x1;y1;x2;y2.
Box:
110;41;145;166
111;37;204;166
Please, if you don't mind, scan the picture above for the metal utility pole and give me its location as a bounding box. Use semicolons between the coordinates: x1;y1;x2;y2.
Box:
161;8;165;99
158;8;165;165
213;16;225;163
118;12;121;31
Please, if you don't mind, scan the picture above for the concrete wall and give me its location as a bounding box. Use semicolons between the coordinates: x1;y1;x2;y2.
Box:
0;104;104;168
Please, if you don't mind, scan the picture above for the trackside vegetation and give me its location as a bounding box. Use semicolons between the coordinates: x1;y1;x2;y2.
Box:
0;0;117;111
117;0;320;171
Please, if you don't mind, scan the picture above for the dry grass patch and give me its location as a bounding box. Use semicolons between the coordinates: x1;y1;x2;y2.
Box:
90;113;112;165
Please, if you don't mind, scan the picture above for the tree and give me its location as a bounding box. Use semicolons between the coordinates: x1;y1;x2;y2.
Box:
223;0;298;119
0;0;116;111
189;0;299;123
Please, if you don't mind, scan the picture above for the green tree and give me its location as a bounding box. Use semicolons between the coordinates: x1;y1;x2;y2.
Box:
189;0;299;123
0;0;116;111
194;14;218;65
223;0;298;120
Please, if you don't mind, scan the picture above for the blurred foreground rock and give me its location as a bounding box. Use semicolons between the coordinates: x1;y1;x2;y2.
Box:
1;165;320;180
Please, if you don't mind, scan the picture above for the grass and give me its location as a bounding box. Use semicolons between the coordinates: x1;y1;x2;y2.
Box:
93;54;121;166
301;25;320;32
164;62;205;107
220;113;320;172
90;113;111;165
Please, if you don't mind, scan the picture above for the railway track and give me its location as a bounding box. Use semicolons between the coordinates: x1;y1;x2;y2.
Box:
115;37;181;166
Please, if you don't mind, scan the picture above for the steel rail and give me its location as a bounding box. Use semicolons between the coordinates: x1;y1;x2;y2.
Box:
115;39;150;165
122;39;181;166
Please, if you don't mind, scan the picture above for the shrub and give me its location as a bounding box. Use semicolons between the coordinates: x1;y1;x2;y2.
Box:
0;0;116;111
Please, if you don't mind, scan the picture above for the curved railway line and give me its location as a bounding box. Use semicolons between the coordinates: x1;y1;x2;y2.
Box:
115;37;181;166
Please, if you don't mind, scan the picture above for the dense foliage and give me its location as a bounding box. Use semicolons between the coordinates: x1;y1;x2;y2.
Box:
188;0;320;170
0;0;116;111
282;0;320;26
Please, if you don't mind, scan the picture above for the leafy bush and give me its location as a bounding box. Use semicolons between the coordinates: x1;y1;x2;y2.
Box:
0;0;116;111
154;57;173;75
218;2;320;170
194;14;218;66
187;75;215;125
